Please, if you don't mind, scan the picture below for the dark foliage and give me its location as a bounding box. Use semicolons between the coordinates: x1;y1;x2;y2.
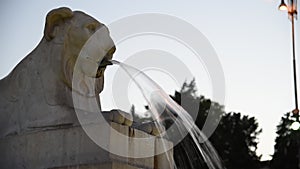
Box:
270;112;300;169
172;79;262;169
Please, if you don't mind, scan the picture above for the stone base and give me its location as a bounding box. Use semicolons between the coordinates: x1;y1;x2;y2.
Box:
50;162;142;169
0;122;173;169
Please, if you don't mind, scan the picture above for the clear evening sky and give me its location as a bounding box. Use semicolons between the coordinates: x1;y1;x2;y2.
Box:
0;0;299;160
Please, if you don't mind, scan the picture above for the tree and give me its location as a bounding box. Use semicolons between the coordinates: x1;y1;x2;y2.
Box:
171;80;262;169
271;112;300;169
211;112;262;169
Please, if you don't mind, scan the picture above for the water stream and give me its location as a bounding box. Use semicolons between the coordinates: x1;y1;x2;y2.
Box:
110;60;224;169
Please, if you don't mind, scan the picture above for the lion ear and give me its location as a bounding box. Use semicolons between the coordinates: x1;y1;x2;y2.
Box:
44;7;73;41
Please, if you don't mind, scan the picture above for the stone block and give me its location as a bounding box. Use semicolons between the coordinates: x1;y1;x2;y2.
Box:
109;122;155;169
154;138;174;169
0;124;111;169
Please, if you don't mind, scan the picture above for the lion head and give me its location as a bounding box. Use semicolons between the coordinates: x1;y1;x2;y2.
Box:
44;7;115;98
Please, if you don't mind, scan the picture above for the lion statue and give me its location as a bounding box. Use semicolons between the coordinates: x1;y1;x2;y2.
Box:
0;7;168;169
0;7;162;140
0;7;125;138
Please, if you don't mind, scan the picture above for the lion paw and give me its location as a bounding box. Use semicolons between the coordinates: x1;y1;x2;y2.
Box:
105;109;165;136
132;121;165;136
108;109;133;126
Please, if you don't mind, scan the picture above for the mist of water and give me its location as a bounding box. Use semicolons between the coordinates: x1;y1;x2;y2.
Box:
111;60;224;169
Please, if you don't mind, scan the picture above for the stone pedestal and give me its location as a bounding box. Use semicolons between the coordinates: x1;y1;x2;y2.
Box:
0;122;173;169
50;162;142;169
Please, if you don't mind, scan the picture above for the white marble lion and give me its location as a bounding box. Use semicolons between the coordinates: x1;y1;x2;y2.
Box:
0;7;161;139
0;7;117;138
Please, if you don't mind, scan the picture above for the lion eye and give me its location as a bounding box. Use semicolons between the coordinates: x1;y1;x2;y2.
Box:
86;23;97;33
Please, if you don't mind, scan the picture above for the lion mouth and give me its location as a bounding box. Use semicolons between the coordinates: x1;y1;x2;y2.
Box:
95;58;113;78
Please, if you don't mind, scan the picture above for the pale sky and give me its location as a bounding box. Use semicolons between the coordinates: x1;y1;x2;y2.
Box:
1;0;299;160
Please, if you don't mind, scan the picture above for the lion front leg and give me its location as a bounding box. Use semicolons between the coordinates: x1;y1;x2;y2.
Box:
104;109;165;136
